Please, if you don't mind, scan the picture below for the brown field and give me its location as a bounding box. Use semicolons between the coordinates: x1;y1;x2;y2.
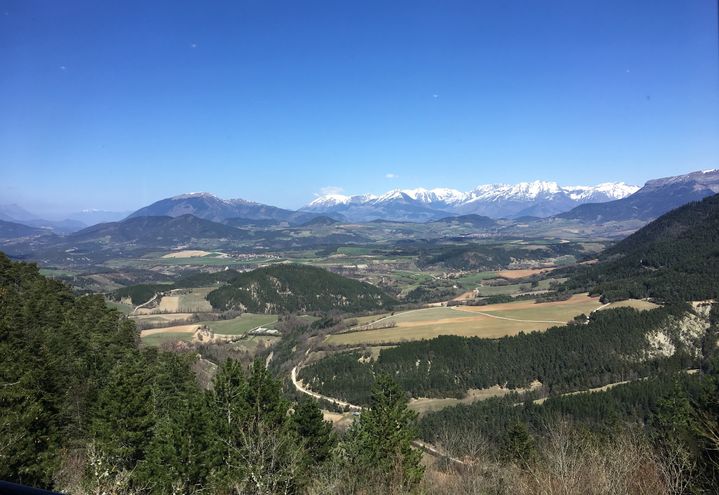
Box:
157;296;181;312
456;293;599;314
496;268;555;279
132;313;195;322
161;250;213;258
140;324;201;337
452;290;477;301
326;294;602;345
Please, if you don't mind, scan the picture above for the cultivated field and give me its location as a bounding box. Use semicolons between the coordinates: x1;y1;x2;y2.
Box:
201;314;278;336
139;313;279;346
161;250;215;258
151;287;214;313
495;268;554;279
140;324;201;346
141;331;196;347
325;294;602;345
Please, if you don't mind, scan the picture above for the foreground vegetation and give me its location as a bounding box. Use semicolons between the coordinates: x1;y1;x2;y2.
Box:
0;254;424;493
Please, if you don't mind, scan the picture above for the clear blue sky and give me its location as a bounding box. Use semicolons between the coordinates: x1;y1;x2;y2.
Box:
1;0;718;214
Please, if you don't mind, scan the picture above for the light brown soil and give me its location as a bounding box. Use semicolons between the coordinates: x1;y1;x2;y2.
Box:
139;324;201;337
457;293;599;313
161;250;212;258
496;268;555;279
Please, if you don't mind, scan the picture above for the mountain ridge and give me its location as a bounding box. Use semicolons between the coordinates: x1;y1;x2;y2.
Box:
302;180;638;221
558;169;719;222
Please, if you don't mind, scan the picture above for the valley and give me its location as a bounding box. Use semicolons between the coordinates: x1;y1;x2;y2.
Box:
3;172;719;494
4;3;717;491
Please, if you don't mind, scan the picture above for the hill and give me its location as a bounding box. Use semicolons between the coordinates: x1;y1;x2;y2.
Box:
206;264;396;313
0;219;51;240
127;192;316;225
558;169;719;223
300;215;339;227
69;214;248;244
565;193;719;301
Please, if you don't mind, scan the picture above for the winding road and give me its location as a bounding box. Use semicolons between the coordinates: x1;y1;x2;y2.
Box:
290;362;466;465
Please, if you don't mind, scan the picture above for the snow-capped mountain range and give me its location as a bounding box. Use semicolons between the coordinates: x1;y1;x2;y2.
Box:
303;181;639;221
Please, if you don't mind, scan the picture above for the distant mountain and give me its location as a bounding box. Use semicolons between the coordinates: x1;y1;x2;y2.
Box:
69;214;247;244
565;192;719;301
206;264;396;313
0;204;40;222
303;181;637;221
300;215;339;227
558;169;719;222
66;209;131;226
0;219;51;240
127;192;316;225
0;204;86;234
19;218;87;234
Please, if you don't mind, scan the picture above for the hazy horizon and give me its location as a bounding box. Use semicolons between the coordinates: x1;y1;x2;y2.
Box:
1;167;713;220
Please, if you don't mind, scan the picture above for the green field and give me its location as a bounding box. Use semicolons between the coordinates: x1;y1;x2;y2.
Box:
231;335;281;353
106;300;133;315
142;331;194;347
335;246;376;256
454;271;499;289
39;267;78;277
599;299;659;312
345;313;393;327
201;314;278;335
178;288;214;312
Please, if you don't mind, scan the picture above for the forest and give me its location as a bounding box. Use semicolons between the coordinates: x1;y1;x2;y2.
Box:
110;263;397;312
0;254;422;494
563;194;719;302
206;264;396;313
300;305;698;404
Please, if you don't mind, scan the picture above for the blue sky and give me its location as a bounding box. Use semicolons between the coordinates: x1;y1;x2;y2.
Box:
1;0;718;214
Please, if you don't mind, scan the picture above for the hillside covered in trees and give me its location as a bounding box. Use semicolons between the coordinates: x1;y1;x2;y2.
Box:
0;253;423;493
206;264;396;313
300;305;703;404
564;193;719;301
110;263;396;313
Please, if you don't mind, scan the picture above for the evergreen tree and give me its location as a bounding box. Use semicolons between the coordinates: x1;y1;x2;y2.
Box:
135;388;213;494
343;374;424;491
501;420;536;465
293;398;336;465
90;351;155;471
208;359;304;494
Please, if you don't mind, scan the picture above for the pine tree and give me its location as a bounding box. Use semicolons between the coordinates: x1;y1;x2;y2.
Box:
293;397;336;465
501;420;536;465
343;373;424;491
208;359;304;494
90;351;155;471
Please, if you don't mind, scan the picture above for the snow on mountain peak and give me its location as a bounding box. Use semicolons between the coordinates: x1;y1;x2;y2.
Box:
171;192;218;200
564;182;640;201
303;180;639;215
308;194;352;207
